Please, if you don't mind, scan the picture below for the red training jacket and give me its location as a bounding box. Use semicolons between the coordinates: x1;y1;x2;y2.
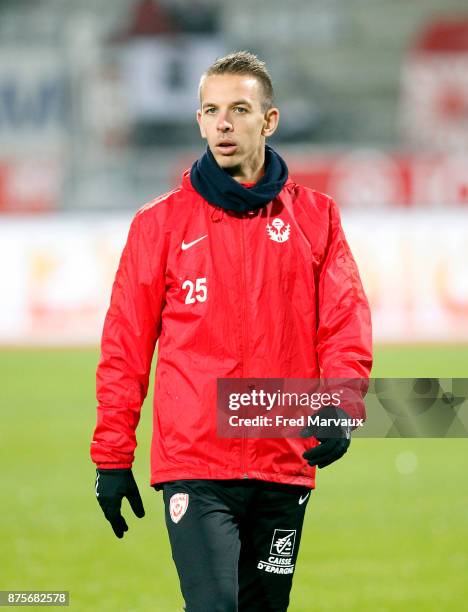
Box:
91;171;372;489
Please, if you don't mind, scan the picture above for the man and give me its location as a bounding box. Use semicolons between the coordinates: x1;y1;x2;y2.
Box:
91;51;372;611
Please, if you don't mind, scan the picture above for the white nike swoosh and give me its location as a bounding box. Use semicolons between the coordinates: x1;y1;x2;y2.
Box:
181;235;207;251
298;492;310;505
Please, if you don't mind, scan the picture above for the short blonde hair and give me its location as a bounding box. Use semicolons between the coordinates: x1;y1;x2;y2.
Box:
199;50;274;112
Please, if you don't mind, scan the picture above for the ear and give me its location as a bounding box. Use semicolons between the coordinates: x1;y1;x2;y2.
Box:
262;107;280;138
196;109;207;139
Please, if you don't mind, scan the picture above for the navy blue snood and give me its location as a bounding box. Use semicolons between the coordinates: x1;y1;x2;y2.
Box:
190;144;289;213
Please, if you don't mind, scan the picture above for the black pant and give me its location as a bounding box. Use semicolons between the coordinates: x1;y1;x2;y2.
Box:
160;479;311;612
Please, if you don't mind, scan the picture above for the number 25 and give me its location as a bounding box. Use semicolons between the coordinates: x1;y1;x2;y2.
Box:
182;277;207;304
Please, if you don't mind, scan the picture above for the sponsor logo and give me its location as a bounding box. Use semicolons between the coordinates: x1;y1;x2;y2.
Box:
270;529;296;556
266;218;290;243
298;492;310;505
257;529;297;574
257;559;295;574
181;235;207;250
169;493;189;523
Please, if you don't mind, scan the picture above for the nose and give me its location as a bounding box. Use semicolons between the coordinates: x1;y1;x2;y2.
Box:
216;111;233;133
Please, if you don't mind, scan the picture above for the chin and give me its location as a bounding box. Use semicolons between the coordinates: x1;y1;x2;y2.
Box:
212;150;232;162
214;154;238;168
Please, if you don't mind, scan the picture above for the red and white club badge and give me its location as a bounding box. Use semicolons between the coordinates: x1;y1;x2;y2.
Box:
169;493;189;524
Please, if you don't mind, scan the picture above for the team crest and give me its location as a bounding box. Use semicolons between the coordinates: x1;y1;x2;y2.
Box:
169;493;189;524
266;218;290;243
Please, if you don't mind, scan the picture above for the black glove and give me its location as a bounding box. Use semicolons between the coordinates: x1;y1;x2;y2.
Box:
302;407;351;469
95;468;145;538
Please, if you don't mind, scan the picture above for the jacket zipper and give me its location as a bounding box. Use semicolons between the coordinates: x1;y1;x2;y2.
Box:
239;216;249;479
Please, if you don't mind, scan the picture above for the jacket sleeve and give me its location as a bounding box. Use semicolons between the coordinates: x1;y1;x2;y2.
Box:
315;199;372;420
91;209;167;469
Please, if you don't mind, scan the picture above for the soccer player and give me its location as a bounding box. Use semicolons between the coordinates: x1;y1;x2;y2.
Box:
91;51;372;611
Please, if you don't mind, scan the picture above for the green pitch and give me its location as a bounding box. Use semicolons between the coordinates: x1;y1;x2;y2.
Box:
1;345;467;611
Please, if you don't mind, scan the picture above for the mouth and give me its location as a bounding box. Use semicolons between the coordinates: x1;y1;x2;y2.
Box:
216;142;238;155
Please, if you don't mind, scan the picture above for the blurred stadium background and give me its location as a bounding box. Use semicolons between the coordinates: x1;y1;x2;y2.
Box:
0;1;467;610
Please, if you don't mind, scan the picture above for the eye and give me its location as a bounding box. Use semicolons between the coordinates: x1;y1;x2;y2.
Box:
234;107;247;113
204;107;216;114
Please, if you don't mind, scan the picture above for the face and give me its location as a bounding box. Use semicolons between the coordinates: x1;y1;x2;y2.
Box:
197;74;279;182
